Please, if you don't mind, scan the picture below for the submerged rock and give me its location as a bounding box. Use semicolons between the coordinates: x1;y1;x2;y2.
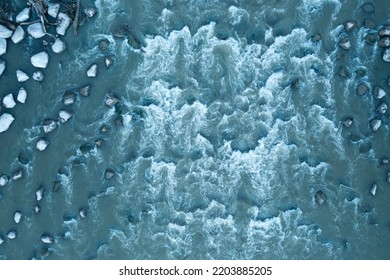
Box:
373;86;386;99
51;38;66;54
48;3;60;18
311;33;322;42
27;22;45;39
36;138;49;151
376;102;388;114
0;25;13;38
370;183;377;196
56;13;71;36
362;2;375;13
11;26;25;44
16;7;30;22
87;63;97;77
63;91;76;105
12;169;23;181
42;119;57;133
18;150;30;165
0;60;5;76
13;211;22;224
40;234;54;244
0;113;15;133
363;19;376;29
343;21;356;32
0;235;4;244
98;39;110;50
16;70;29;82
379;25;390;37
383;48;390;62
95;139;104;147
339;38;351;50
59;110;73;123
31;51;49;68
338;66;350;78
365;32;377;44
315;190;327;205
370;119;381;132
3;93;16;108
104;168;116;179
52;180;61;192
0;175;9;186
79;85;90;97
0;38;7;56
33;70;44;82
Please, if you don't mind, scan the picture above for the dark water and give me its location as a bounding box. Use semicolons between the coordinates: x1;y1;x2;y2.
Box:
0;0;390;259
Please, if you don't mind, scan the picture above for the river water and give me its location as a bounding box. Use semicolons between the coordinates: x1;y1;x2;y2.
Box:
0;0;389;259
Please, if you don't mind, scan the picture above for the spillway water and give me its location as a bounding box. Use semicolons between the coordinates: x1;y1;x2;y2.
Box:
0;0;389;259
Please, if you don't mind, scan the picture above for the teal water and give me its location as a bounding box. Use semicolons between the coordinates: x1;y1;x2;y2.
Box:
0;0;390;259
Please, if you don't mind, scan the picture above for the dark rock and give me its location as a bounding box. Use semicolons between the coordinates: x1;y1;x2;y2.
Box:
52;180;61;192
114;116;123;126
359;141;372;153
98;39;110;50
355;68;366;77
311;33;321;42
357;83;369;96
342;118;353;128
338;66;350;78
387;76;390;86
363;19;376;29
112;25;129;38
315;190;327;205
18;150;30;165
378;36;390;48
104;168;116;179
362;2;375;13
343;21;357;32
387;172;390;183
80;143;94;154
105;92;120;107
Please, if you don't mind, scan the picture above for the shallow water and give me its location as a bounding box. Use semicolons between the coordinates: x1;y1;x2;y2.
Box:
0;0;390;259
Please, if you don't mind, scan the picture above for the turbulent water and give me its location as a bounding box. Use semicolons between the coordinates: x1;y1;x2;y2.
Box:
0;0;390;259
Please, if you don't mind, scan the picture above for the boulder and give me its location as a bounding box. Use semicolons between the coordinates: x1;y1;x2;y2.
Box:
362;2;375;13
31;51;49;68
95;139;104;147
16;7;30;22
18;150;30;165
339;38;351;50
376;102;387;114
98;39;110;50
104;168;116;179
84;7;97;18
0;174;9;186
56;13;71;36
12;169;23;181
7;230;16;240
87;63;97;77
3;93;16;108
33;70;44;82
315;190;327;205
370;119;381;132
33;204;40;214
370;183;377;196
373;86;386;99
383;48;390;62
105;93;120;107
36;187;44;201
378;36;390;48
0;60;4;76
59;110;73;123
11;26;25;44
0;25;13;38
79;85;90;97
357;83;369;96
0;113;15;133
63;91;76;105
16;70;29;82
48;3;60;18
0;38;6;56
343;21;356;32
27;22;45;39
0;235;4;244
338;66;350;78
51;38;65;54
42;119;57;133
13;211;22;223
40;234;54;244
36;138;49;151
79;208;87;218
47;3;60;18
365;33;377;44
104;56;113;68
